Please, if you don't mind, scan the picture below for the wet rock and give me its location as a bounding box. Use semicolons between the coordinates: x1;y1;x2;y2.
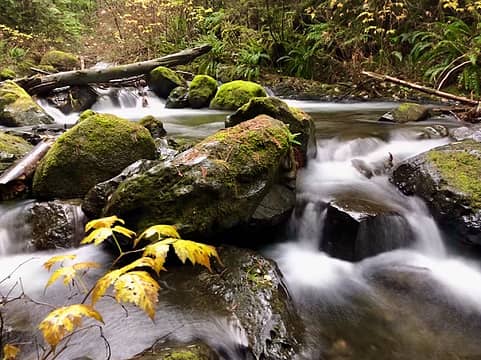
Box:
450;124;481;142
321;199;414;261
40;50;79;71
32;112;156;200
417;124;449;139
28;200;86;250
188;75;218;108
46;86;98;114
132;341;219;360
148;66;186;99
392;140;481;245
0;132;33;175
139;115;167;138
351;153;394;179
227;97;317;161
0;80;54;127
0;68;16;81
103;115;295;238
165;86;189;108
379;103;430;123
209;80;267;110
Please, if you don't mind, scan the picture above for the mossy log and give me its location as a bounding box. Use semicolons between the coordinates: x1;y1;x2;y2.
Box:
16;44;212;95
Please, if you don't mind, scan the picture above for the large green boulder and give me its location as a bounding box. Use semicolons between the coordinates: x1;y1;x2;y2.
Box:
0;81;54;127
227;97;317;162
40;50;79;71
0;131;33;174
33;112;156;200
209;80;267;110
103;115;296;237
148;66;186;99
188;75;217;108
392;140;481;245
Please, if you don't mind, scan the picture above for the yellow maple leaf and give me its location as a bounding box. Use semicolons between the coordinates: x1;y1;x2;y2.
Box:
134;224;180;247
38;304;103;348
142;240;173;273
172;239;221;272
45;262;101;289
113;271;160;319
43;255;77;271
3;344;20;360
81;226;136;246
85;215;124;232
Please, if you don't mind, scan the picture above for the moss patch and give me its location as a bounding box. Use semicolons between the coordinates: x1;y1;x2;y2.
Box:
188;75;217;108
392;102;430;123
40;50;79;71
209;80;267;110
428;143;481;209
148;66;186;98
0;68;16;81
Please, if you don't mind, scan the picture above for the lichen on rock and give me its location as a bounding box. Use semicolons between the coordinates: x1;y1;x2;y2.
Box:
209;80;267;110
0;131;33;175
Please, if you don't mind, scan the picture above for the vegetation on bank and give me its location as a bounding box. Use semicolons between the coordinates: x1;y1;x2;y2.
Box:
3;1;481;97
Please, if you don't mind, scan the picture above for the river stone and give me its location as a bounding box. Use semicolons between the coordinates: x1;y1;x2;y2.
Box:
46;86;98;114
0;131;33;175
32;112;156;200
134;342;218;360
321;199;414;261
188;75;218;108
209;80;267;110
139;115;167;138
392;139;481;245
103;115;295;238
450;124;481;142
379;103;430;123
165;86;189;108
40;50;79;71
226;97;317;162
148;66;186;99
28;200;86;250
0;81;54;127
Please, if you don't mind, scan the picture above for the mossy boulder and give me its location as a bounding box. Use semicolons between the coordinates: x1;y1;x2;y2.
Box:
0;80;54;127
227;97;317;162
0;68;16;81
135;342;217;360
103;115;295;237
380;103;431;123
165;86;189;108
0;131;33;174
392;140;481;245
209;80;267;110
188;75;217;108
32;112;156;200
40;50;79;71
148;66;186;99
139;115;166;138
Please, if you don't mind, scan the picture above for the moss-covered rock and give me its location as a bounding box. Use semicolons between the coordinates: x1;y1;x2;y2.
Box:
103;115;295;237
0;131;33;174
40;50;79;71
380;103;431;123
139;115;166;138
209;80;267;110
135;342;217;360
0;81;54;127
0;68;16;81
32;112;156;200
165;86;189;108
227;97;317;162
148;66;186;99
392;140;481;245
188;75;218;108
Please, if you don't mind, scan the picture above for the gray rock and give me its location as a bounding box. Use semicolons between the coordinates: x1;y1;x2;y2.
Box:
379;103;431;123
450;124;481;142
165;86;189;108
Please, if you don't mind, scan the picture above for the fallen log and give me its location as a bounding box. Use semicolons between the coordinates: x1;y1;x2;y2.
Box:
362;71;480;106
17;44;212;95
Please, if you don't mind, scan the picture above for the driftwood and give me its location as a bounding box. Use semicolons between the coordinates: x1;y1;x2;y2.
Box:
362;71;480;106
17;44;212;95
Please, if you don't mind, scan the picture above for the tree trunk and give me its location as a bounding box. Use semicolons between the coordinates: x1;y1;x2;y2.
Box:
17;44;212;95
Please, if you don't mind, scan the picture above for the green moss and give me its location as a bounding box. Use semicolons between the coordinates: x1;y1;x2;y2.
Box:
188;75;217;108
209;80;267;110
0;68;16;81
428;143;481;209
40;50;79;71
163;350;197;360
33;113;156;199
392;102;430;123
139;115;166;137
0;131;32;156
78;109;96;122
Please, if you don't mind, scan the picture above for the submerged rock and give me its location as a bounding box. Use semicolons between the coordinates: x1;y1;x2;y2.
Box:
321;199;414;261
392;140;481;245
148;66;186;99
209;80;267;110
0;81;54;127
0;131;33;175
188;75;218;108
165;86;189;108
40;50;79;71
379;103;430;123
32;112;156;200
103;115;295;238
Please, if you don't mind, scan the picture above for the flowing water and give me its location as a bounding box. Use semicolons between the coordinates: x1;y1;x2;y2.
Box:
2;91;481;359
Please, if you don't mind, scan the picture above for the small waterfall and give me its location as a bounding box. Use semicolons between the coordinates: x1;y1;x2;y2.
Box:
0;201;34;255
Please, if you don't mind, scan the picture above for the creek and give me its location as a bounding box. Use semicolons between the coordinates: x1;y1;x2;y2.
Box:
1;90;481;359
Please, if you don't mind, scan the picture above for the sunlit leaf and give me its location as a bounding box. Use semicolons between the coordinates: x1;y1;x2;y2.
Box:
3;344;20;360
38;304;103;348
80;228;113;245
172;239;221;271
73;261;101;271
43;255;77;271
85;215;124;232
112;225;136;239
114;271;160;319
45;262;100;289
143;240;174;273
134;225;180;247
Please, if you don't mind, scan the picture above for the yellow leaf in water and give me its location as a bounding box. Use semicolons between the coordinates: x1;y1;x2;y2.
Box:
38;304;103;348
135;225;180;247
3;344;20;360
80;227;113;245
85;215;124;232
114;271;160;319
172;240;221;272
43;255;77;271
